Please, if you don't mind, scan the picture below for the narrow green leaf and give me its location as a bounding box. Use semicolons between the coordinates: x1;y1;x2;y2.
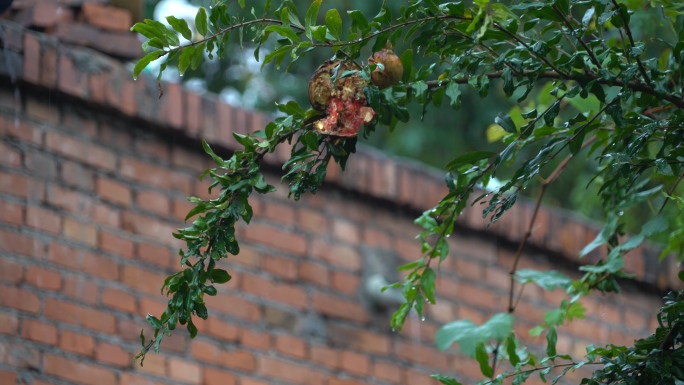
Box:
445;151;496;171
305;0;322;39
421;267;436;304
133;51;162;80
202;140;226;167
264;25;300;43
178;46;194;76
506;332;520;366
195;7;208;37
475;341;493;378
546;326;557;356
325;9;342;40
187;319;198;338
431;374;462;385
146;314;163;329
515;269;572;291
580;215;618;257
166;16;193;41
400;49;413;83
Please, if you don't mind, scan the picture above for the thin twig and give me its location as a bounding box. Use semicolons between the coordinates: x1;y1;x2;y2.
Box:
610;0;651;84
551;5;601;69
657;171;684;215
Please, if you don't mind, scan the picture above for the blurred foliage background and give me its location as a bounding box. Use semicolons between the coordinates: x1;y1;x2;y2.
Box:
142;0;683;234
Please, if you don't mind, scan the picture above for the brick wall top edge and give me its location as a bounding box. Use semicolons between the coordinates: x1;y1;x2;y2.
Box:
3;21;678;291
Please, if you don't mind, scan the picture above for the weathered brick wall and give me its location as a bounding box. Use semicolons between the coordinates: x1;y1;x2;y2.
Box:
0;7;678;385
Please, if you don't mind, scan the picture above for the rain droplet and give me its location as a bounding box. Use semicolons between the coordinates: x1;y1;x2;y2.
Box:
445;234;450;238
420;316;426;322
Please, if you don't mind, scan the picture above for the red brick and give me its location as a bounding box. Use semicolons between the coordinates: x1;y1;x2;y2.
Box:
340;350;369;375
258;356;326;385
242;274;307;309
204;294;260;322
121;265;167;296
137;242;174;268
0;285;40;313
101;287;136;313
328;378;367;385
62;275;99;304
59;329;95;356
239;328;270;350
0;313;19;334
191;339;256;371
310;345;339;368
25;266;61;290
206;317;239;342
362;227;392;249
311;240;361;271
183;91;202;137
0;370;16;385
120;157;192;194
46;184;94;215
137;297;166;319
0;142;21;168
240;377;269;385
134;352;166;377
136;190;170;216
393;340;450;370
167;357;202;384
58;53;88;98
25;206;60;234
63;218;97;246
243;223;307;256
96;342;132;368
120;373;166;385
0;230;43;258
97;177;132;206
44;353;117;385
372;360;404;384
0;259;23;283
332;271;360;296
99;230;134;258
393;237;422;262
157;82;184;129
44;298;116;333
122;211;178;244
93;203;120;227
328;325;390;354
299;261;329;287
24;34;40;83
48;243;118;280
81;2;131;32
298;208;329;235
312;293;368;323
45;131;116;170
171;146;205;173
0;172;29;197
205;367;237;385
332;219;361;244
21;319;57;345
262;255;298;281
260;201;296;225
275;335;307;359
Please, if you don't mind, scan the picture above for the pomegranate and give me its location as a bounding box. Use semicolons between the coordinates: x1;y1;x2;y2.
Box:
308;59;376;137
368;46;404;89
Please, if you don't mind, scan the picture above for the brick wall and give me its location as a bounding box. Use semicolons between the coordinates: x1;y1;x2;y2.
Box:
0;7;679;385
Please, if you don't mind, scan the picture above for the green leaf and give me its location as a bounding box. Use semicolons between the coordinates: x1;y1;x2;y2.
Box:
495;113;517;133
209;269;232;284
506;332;520;366
546;326;557;357
195;7;208;37
400;49;413;84
166;16;192;41
146;314;163;329
325;9;342;40
265;25;300;44
133;51;162;80
678;270;684;282
446;151;496;171
178;46;194;76
202;140;226;167
579;215;618;257
436;313;514;356
431;374;462;385
421;267;436;304
515;269;572;291
475;341;493;378
305;0;321;39
187;318;198;338
446;81;461;110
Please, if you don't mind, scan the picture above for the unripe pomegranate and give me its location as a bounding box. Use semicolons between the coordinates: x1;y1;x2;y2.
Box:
368;46;403;89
